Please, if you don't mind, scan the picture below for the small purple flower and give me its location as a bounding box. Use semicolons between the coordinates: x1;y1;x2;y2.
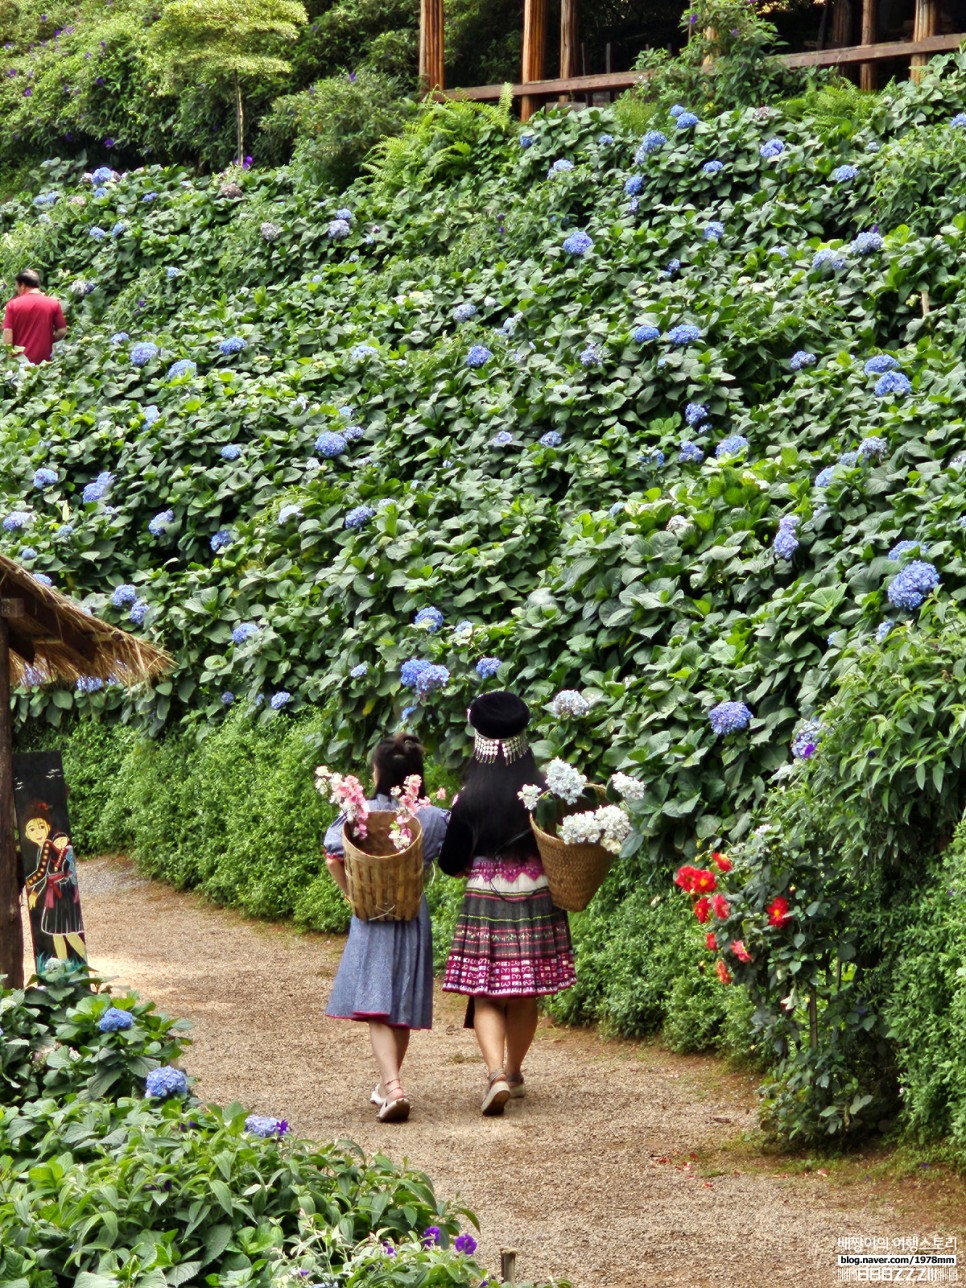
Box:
422;1226;441;1247
454;1233;478;1255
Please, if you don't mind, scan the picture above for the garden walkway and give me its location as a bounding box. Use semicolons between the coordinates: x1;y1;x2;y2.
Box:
32;856;964;1288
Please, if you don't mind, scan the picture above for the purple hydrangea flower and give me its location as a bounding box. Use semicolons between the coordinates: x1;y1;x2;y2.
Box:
716;435;749;458
32;467;57;489
666;323;701;346
167;359;196;380
219;336;246;355
145;1066;189;1099
887;560;940;611
625;174;643;196
679;440;705;463
210;528;233;552
539;430;562;447
790;350;817;371
702;159;724;174
791;718;824;760
221;691;235;705
634;324;660;343
709;700;753;734
875;371;911;397
415;664;449;696
344;505;375;529
547;158;574;177
635;131;667;161
82;471;113;503
130;342;158;367
453;302;477;323
562;231;593;256
220;444;242;461
888;538;927;560
270;691;292;710
864;354;900;375
327;218;351;240
244;1114;290;1137
98;1007;133;1032
853;231;883;254
704;220;724;242
759;138;785;159
684;402;708;426
466;345;493;368
148;509;173;535
858;436;887;461
476;657;502;678
830;164;858;183
773;515;800;561
401;658;431;688
315;431;347;457
129;598;148;626
414;607;444;632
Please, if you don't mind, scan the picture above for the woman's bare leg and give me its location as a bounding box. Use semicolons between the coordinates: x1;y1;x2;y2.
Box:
368;1021;410;1099
472;997;508;1074
504;996;538;1081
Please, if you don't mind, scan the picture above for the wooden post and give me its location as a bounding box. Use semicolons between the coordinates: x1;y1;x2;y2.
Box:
560;0;579;80
521;0;547;122
830;0;853;47
860;0;877;89
419;0;445;93
0;603;23;989
912;0;938;79
500;1249;517;1286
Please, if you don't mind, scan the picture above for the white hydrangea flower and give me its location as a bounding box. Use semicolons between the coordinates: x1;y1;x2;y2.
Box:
595;805;631;853
559;810;602;846
517;784;543;811
610;772;645;802
549;689;594;718
546;759;588;805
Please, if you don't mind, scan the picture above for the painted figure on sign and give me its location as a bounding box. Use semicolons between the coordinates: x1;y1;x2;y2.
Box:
22;804;87;962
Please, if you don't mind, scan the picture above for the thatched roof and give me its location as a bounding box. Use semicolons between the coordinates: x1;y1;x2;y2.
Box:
0;555;172;688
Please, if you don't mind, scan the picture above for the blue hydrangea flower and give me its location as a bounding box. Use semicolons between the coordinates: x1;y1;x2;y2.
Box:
145;1066;189;1099
598;133;614;145
401;659;430;689
580;344;602;367
888;538;927;560
759;138;785;159
640;448;665;468
660;258;681;279
453;302;477;323
55;523;73;540
466;345;493;368
666;323;701;346
853;231;883;254
669;104;686;118
415;607;444;632
244;1114;290;1137
142;192;157;202
876;619;894;642
166;266;181;279
704;221;724;242
220;443;242;461
19;547;37;561
33;574;53;587
129;599;148;626
210;528;234;553
278;504;301;524
112;584;137;607
415;664;449;696
93;187;108;199
270;692;292;710
684;402;708;426
562;230;593;256
548;159;574;177
864;354;900;375
130;342;159;367
676;112;700;129
33;191;58;208
887;559;940;611
82;471;113;503
866;139;882;152
635;131;667;161
709;700;753;734
625;174;643;196
702;159;724;175
679;440;705;463
76;676;104;693
315;431;347;458
875;371;911;397
859;436;887;461
143;404;160;426
773;515;800;561
343;425;364;441
634;324;660;343
609;502;624;518
111;221;126;237
716;435;749;458
231;622;258;644
475;657;502;678
219;336;246;355
539;430;562;447
98;1007;133;1032
830;164;858;183
519;134;534;148
791;718;824;760
32;467;57;489
221;691;235;706
349;343;378;361
148;509;174;536
91;166;114;184
790;350;817;371
951;113;966;127
627;197;640;214
491;429;513;446
335;207;353;221
344;505;375;529
167;359;196;380
89;225;107;240
350;663;368;679
815;466;835;487
110;332;129;345
812;248;846;271
327;218;351;240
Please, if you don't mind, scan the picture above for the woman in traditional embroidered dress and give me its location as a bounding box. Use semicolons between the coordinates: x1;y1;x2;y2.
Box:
23;806;87;963
324;733;448;1123
439;691;575;1116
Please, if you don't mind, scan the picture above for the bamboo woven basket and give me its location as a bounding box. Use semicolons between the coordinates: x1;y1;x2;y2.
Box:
342;812;424;922
531;788;614;913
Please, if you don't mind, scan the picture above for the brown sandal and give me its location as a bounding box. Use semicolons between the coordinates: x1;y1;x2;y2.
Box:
481;1068;510;1117
377;1078;411;1123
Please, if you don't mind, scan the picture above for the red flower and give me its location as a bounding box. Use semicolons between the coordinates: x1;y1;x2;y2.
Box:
716;959;732;985
692;868;717;894
767;895;790;928
711;851;732;873
705;932;717;951
712;893;730;919
694;896;712;924
674;864;700;893
731;939;753;963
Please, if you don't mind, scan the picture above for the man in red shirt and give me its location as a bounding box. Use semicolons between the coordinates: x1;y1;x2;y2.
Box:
3;269;67;364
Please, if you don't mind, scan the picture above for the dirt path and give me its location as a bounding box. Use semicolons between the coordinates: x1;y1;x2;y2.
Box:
29;857;965;1288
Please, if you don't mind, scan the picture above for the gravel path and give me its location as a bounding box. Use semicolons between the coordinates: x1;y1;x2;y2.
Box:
30;856;962;1288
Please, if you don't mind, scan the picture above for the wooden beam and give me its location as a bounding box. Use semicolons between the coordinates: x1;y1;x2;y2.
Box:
912;0;938;78
560;0;579;82
521;0;548;122
419;0;444;92
860;0;878;88
0;616;23;989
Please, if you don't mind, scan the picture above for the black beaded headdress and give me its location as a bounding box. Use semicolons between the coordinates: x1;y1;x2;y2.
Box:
468;692;530;765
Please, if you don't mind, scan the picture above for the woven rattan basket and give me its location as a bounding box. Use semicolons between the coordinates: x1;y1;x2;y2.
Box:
342;812;424;922
531;787;614;912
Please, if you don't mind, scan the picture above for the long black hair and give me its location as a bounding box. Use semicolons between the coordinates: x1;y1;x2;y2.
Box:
371;733;427;799
438;748;546;874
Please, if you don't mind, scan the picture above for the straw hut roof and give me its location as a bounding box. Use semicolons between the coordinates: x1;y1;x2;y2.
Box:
0;555;172;688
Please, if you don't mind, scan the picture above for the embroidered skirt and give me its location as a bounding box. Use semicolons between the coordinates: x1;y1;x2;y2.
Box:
443;857;576;998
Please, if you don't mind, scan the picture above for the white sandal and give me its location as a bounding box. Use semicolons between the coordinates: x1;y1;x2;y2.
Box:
481;1068;510;1117
377;1078;411;1123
